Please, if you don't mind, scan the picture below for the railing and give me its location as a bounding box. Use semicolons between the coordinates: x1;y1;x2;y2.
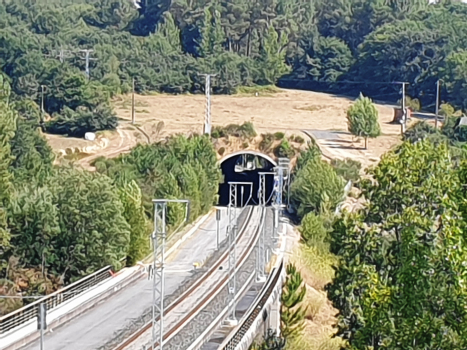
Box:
0;265;112;335
222;260;284;350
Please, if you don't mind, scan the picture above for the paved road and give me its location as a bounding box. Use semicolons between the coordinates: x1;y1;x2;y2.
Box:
23;208;237;350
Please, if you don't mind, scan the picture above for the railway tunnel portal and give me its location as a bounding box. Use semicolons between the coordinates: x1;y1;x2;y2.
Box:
217;151;277;207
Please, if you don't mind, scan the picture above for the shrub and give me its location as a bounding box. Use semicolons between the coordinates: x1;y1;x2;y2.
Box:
291;157;345;219
295;143;321;172
274;131;285;140
259;133;275;151
404;121;438;143
330;158;362;182
299;212;329;249
218;146;225;156
211;121;257;139
274;139;295;158
292;135;305;144
397;96;421;111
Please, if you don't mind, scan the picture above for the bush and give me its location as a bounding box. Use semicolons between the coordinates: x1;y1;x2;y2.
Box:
295;143;321;172
46;105;118;138
274;131;285;140
211;121;257;139
291;135;305;144
299;212;329;249
291;157;345;219
330;158;362;182
259;133;275;151
404;121;438;143
397;96;421;111
218;146;225;156
274;139;295;158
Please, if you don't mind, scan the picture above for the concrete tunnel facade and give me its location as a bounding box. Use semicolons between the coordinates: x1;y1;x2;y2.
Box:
217;151;277;207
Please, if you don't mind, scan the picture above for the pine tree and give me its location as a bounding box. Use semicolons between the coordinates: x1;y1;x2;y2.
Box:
118;180;150;266
199;2;225;57
346;93;381;149
258;25;290;84
280;263;307;339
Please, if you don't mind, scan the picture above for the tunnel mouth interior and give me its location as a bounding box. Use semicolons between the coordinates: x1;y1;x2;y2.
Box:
218;152;276;207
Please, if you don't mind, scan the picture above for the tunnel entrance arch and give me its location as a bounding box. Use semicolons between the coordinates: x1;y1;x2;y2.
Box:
218;151;277;207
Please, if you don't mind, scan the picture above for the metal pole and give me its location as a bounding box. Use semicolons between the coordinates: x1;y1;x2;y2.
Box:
216;208;221;251
401;82;407;134
199;73;217;135
435;80;440;129
40;318;44;350
132;77;136;125
227;183;237;324
40;85;45;116
151;199;189;350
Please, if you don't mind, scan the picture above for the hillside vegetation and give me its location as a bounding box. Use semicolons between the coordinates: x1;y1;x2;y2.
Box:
2;1;467;137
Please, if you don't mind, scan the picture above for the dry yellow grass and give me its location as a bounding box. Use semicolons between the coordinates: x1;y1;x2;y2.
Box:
288;243;342;350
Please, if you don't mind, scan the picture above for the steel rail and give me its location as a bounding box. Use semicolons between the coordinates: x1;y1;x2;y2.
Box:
113;206;258;350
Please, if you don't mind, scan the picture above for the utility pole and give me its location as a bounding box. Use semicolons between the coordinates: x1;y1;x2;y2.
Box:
399;82;409;135
40;85;46;115
272;158;289;244
435;79;441;129
79;49;96;80
132;77;136;125
216;208;221;251
198;73;217;136
257;172;274;282
151;199;190;350
37;303;46;350
225;182;252;326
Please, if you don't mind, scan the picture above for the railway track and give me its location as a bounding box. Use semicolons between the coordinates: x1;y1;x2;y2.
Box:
114;206;263;350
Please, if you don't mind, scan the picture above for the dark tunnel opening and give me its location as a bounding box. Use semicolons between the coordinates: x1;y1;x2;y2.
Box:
218;152;276;207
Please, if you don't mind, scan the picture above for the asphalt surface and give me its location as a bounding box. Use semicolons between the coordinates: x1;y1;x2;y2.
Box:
23;208;235;350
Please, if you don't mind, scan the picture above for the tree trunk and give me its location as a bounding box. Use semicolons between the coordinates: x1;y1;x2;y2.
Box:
365;137;368;150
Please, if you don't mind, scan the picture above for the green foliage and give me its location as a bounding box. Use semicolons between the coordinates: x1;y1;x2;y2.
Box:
258;25;291;85
211;122;257;139
281;263;307;340
346;93;381;149
0;98;16;270
442;115;467;143
273;139;295;158
397;96;421;111
330;158;361;183
249;329;286;350
299;212;328;249
9;100;54;183
118;181;150;266
291;157;344;219
328;140;467;348
259;133;275;152
96;134;221;227
295;143;322;173
274;132;285;140
46;105;118;138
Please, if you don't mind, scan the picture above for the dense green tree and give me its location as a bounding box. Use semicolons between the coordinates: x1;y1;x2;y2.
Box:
258;25;290;84
118;180;150;266
52;167;131;280
347;94;381;149
296;34;353;83
291;156;344;219
0;77;15;270
329;141;467;348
